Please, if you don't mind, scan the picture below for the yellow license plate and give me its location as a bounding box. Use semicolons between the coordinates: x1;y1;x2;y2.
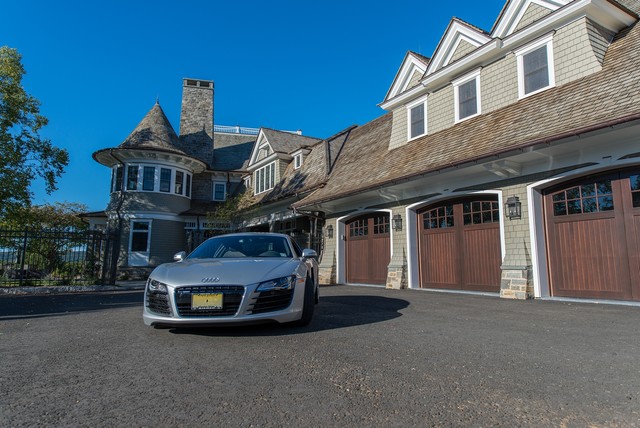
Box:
191;293;223;310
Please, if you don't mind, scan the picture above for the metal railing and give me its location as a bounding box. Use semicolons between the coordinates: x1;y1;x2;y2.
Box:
213;125;303;136
0;228;117;287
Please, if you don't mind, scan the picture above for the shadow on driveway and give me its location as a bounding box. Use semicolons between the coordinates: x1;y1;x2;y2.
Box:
0;291;143;320
168;294;410;336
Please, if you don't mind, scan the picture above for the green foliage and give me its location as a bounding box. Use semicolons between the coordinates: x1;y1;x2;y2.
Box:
0;201;88;230
0;46;69;218
207;191;253;229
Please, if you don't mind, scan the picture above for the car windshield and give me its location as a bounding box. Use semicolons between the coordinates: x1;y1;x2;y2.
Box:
187;235;293;259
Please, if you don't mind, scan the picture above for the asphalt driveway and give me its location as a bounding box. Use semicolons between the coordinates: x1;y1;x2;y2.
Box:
0;285;638;426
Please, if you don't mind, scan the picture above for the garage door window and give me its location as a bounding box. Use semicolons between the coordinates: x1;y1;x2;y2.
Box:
422;205;454;229
349;219;368;237
463;201;500;225
630;175;640;207
373;216;389;234
551;180;613;216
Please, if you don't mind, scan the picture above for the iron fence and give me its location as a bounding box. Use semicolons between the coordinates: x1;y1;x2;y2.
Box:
0;228;117;287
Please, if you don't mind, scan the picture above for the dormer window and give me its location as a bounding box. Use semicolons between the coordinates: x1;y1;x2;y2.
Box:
516;34;555;99
255;162;276;194
453;69;481;122
293;152;303;169
406;95;428;141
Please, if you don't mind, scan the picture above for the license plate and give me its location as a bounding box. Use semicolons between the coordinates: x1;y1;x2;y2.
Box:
191;293;223;310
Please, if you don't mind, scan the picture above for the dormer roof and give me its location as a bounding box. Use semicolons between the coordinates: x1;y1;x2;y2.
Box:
491;0;570;38
383;51;431;103
426;18;492;76
247;128;322;169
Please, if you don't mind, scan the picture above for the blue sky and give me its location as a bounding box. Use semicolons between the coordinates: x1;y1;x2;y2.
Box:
1;0;502;212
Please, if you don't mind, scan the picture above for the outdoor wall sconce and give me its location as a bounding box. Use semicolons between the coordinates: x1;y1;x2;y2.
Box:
393;214;403;231
326;224;334;238
505;196;522;220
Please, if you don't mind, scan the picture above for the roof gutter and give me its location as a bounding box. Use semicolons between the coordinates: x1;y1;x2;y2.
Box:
294;113;640;209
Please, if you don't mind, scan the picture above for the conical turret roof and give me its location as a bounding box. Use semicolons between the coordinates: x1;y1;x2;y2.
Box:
118;102;185;153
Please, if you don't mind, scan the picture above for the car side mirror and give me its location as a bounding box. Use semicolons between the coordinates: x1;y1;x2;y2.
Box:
173;251;187;262
302;249;317;260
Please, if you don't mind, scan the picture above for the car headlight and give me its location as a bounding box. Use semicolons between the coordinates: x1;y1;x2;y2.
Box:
147;278;168;294
256;275;296;292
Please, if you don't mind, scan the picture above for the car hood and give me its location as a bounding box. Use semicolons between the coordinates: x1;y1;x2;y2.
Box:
149;258;301;286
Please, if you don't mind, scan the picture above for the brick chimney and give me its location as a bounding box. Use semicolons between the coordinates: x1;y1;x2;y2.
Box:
179;78;214;165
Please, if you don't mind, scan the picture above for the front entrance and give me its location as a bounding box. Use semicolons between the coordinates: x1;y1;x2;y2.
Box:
417;197;501;292
345;213;391;285
544;170;640;300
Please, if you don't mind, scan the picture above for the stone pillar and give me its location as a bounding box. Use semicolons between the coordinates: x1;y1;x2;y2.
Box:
500;185;534;299
386;208;408;289
179;78;214;165
318;221;337;285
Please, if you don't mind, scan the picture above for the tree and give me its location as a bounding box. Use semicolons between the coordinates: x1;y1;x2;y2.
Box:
0;202;88;230
0;46;69;219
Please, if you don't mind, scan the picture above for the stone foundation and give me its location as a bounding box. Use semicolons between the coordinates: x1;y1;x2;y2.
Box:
386;264;407;290
500;266;533;300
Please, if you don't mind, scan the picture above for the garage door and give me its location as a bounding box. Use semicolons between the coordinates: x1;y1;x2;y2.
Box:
346;213;391;285
544;170;640;300
418;198;501;292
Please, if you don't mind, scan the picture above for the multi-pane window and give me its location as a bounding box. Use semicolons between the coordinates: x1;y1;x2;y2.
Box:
373;216;390;235
454;70;481;122
213;182;226;201
516;35;555;98
423;205;454;229
255;162;276;194
551;180;614;216
175;171;184;195
112;165;123;192
463;201;500;225
142;166;155;191
630;175;640;207
160;168;171;192
349;218;368;237
126;166;139;191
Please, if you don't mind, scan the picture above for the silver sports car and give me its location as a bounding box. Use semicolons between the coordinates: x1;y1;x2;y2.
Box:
143;233;319;328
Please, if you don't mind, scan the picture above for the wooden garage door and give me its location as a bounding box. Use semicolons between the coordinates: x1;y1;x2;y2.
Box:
418;198;501;292
346;213;391;285
544;170;640;300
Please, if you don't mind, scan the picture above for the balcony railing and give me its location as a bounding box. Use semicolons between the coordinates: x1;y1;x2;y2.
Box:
214;125;302;136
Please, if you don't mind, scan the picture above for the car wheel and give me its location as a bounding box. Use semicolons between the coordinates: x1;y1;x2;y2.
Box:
291;276;315;327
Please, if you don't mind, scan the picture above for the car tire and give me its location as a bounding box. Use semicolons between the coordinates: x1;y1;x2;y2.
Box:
290;276;315;327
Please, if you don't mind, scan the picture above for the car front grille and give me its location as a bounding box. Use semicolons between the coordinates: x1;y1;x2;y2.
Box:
146;292;171;315
175;285;244;317
251;289;294;314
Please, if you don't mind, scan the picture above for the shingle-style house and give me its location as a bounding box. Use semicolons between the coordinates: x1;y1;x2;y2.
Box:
292;0;640;303
91;0;640;304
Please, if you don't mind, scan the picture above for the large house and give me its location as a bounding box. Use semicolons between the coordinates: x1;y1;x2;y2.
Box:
91;0;640;304
299;0;640;303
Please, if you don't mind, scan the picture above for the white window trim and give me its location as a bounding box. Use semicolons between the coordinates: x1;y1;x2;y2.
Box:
293;152;303;169
213;181;227;201
452;68;482;123
515;33;555;99
406;94;429;142
254;161;276;195
128;219;152;266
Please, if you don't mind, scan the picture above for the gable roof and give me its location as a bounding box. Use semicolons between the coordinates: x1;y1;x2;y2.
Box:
426;18;492;75
247;128;322;168
383;51;431;102
492;0;570;38
295;21;640;209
